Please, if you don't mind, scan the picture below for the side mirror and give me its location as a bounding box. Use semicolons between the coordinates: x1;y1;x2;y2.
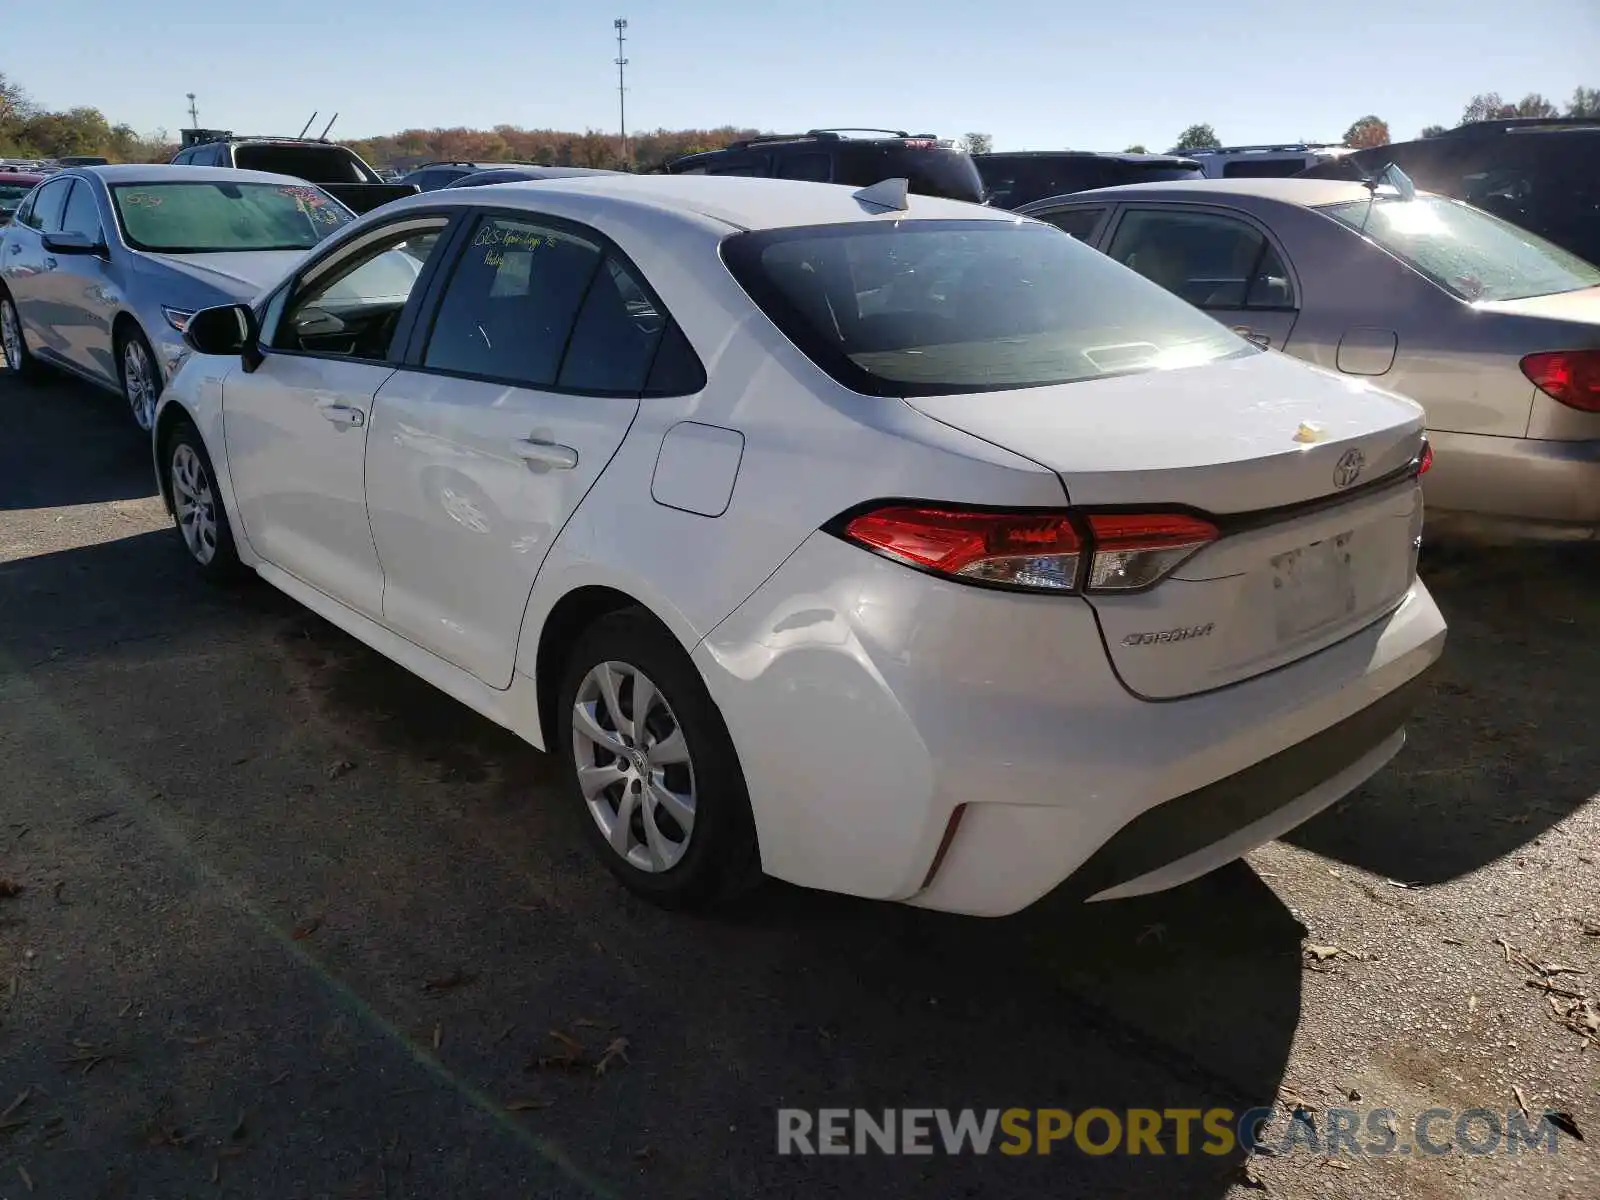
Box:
183;303;263;370
41;230;106;256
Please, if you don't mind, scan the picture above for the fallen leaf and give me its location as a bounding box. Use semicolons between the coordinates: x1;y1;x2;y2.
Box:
291;915;323;940
594;1036;630;1076
431;1023;442;1051
1537;963;1584;977
1546;1111;1583;1141
1441;936;1463;946
1468;994;1478;1014
1305;945;1343;962
325;759;356;780
0;880;22;899
51;880;69;905
1321;1157;1351;1170
632;1145;654;1163
1513;1085;1530;1118
422;969;476;993
504;1098;552;1112
0;1090;30;1123
18;1165;33;1193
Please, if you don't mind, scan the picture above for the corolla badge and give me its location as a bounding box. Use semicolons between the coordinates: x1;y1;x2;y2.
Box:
1333;448;1366;489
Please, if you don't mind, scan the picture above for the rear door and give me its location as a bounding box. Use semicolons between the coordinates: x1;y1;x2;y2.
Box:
1104;205;1301;350
363;210;655;687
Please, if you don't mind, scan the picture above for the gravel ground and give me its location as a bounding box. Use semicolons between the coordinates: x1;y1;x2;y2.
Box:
0;372;1595;1199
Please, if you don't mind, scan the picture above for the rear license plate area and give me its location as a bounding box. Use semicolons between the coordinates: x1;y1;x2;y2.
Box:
1272;533;1356;641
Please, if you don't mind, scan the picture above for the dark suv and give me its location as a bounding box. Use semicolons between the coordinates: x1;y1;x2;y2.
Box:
661;129;986;203
1297;118;1600;265
171;130;418;214
976;151;1203;209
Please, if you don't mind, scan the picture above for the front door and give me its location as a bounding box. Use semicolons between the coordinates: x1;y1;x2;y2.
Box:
364;213;656;687
4;176;72;353
41;179;119;382
1104;205;1301;350
224;216;451;617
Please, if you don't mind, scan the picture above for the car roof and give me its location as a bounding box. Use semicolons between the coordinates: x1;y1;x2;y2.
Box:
386;172;1006;231
80;163;323;186
0;171;45;183
1039;177;1379;207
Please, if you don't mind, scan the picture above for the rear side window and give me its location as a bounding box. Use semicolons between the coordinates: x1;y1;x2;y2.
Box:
704;153;770;177
424;216;602;385
557;256;668;392
722;219;1250;398
1030;206;1106;241
1107;209;1295;310
233;144;367;183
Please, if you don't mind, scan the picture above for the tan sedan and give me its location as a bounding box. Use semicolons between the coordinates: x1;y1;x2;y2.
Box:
1019;178;1600;542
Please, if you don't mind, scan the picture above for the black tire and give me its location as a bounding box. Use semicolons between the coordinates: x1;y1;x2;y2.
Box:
115;324;161;432
162;417;243;581
0;291;42;380
557;607;762;910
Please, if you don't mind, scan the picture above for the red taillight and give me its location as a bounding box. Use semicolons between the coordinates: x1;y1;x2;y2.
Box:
1521;350;1600;413
839;505;1217;593
1417;440;1433;475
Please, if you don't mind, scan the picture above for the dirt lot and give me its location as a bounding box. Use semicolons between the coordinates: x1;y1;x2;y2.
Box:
1;372;1596;1200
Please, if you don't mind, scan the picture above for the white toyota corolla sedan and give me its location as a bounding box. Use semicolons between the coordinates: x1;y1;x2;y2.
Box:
155;174;1446;916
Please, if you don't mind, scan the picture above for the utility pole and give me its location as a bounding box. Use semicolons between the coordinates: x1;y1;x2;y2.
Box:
186;92;199;128
613;18;629;165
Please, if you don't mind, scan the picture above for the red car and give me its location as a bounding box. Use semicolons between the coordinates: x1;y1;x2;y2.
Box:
0;171;46;226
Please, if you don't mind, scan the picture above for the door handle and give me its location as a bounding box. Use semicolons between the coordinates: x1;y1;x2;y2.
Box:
317;402;365;428
512;438;578;470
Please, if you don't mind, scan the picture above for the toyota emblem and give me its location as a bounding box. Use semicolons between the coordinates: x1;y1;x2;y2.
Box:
1333;448;1366;489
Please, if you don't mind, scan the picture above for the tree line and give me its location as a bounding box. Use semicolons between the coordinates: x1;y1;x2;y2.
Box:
1170;86;1600;153
5;69;1600;171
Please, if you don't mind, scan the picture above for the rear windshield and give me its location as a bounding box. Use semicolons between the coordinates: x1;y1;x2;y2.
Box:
233;144;371;184
1319;193;1600;302
979;157;1203;208
722;219;1252;397
111;182;355;253
837;145;987;203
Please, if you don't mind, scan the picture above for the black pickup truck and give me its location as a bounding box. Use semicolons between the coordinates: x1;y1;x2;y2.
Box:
171;129;417;214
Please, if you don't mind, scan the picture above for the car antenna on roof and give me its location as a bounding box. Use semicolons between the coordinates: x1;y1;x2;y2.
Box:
1356;161;1415;234
853;177;910;213
297;112;318;139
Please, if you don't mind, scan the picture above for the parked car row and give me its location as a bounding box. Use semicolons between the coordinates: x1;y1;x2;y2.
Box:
0;129;1592;917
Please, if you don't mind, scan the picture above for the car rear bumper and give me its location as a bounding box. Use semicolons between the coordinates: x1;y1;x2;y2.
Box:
1424;431;1600;542
694;531;1447;916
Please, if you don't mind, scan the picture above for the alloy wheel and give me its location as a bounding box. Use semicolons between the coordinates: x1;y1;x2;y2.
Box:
0;300;20;371
571;660;697;873
170;443;218;565
123;338;157;431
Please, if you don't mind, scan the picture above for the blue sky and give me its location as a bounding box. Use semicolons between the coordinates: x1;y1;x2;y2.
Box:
10;0;1597;150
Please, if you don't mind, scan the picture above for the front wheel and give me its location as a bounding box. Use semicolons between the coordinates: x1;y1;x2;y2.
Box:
557;608;762;910
118;326;160;432
164;418;242;580
0;293;42;379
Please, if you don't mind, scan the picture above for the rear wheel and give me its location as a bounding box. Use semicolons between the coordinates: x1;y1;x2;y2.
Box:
0;292;41;380
557;608;762;910
164;418;241;580
117;326;160;432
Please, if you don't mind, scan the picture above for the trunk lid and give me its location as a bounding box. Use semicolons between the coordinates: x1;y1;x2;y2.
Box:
1475;284;1600;327
904;351;1427;698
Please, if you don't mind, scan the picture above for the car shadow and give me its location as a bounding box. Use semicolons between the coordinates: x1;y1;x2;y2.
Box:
3;531;1304;1199
1285;541;1600;883
0;371;155;511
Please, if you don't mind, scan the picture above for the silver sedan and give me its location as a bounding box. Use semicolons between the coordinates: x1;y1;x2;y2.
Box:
0;165;358;431
1018;178;1600;541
